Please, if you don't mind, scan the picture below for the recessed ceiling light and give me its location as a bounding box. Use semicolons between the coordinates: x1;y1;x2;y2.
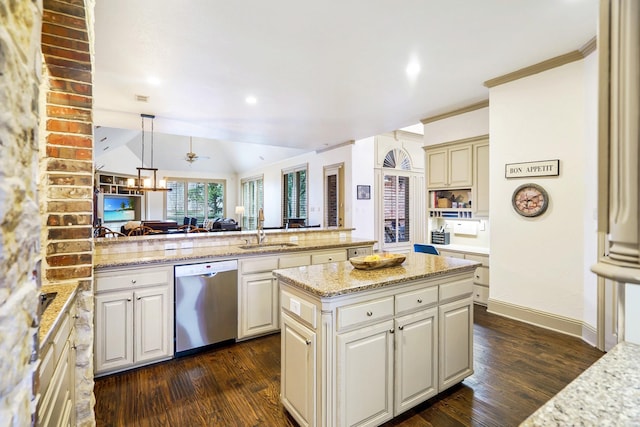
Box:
406;60;421;79
246;96;257;105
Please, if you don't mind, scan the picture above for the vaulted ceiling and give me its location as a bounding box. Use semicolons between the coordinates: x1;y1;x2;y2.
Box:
93;0;598;174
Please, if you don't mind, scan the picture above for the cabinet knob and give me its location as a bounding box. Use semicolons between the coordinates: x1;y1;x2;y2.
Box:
305;339;311;345
328;257;333;261
476;275;480;279
389;329;395;334
127;298;132;302
73;314;79;319
398;325;404;331
417;298;423;304
131;279;137;284
366;311;373;317
137;297;142;300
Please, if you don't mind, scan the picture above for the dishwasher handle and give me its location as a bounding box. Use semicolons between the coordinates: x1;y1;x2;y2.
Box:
200;272;218;279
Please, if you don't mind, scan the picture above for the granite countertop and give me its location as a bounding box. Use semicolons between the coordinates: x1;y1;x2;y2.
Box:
521;341;640;426
94;237;376;269
39;282;78;349
273;252;479;297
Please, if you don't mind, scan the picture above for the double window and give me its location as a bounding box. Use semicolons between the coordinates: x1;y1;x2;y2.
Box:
241;175;264;230
282;165;307;227
165;179;225;224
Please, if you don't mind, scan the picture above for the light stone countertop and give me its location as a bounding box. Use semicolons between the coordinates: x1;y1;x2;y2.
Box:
273;252;479;297
431;243;490;255
94;237;376;269
39;282;78;349
521;341;640;426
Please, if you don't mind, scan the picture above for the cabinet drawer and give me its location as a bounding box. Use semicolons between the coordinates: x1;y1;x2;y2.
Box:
239;256;279;274
279;254;311;269
396;286;438;315
473;285;489;305
465;254;489;267
439;278;473;303
96;269;170;292
311;250;347;265
347;247;372;258
281;290;317;330
473;266;490;286
337;296;394;330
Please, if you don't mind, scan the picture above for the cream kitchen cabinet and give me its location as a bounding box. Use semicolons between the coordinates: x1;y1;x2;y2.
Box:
94;266;173;376
238;256;280;340
426;143;472;189
38;295;77;427
238;249;350;341
438;293;473;390
281;312;317;427
277;265;475;427
472;141;490;216
439;250;490;305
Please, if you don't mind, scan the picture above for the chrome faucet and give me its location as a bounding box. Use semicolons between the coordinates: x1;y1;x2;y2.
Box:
257;208;266;245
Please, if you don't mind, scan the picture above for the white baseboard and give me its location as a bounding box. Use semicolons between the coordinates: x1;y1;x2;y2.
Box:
487;298;586;339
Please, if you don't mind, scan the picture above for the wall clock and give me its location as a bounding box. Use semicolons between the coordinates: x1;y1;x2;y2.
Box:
512;183;549;217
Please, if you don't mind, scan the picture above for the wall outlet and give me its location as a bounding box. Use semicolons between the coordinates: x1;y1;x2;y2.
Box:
479;220;486;231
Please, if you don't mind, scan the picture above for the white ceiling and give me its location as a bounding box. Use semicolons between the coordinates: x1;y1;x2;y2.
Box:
93;0;598;174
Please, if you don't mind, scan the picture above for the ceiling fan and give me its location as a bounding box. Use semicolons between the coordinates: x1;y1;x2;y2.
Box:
185;137;210;164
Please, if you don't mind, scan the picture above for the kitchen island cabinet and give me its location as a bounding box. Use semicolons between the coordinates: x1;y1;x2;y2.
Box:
274;252;478;427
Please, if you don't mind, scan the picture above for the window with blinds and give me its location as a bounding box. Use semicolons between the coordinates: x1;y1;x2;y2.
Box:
282;165;307;227
166;179;225;224
383;174;410;244
241;175;263;230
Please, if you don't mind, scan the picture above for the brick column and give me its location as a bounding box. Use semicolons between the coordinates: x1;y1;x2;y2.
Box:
41;0;96;424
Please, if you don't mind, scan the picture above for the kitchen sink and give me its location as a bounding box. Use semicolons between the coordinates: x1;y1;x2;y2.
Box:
38;292;57;316
238;242;299;250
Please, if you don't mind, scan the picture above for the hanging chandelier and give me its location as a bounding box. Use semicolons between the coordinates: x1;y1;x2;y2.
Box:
125;114;171;192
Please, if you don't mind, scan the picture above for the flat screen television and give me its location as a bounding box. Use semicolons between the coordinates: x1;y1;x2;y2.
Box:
100;194;142;223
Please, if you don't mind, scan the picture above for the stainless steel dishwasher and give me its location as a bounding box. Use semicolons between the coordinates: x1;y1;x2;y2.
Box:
174;259;238;356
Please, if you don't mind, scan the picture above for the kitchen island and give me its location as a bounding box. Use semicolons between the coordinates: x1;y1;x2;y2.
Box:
273;252;480;427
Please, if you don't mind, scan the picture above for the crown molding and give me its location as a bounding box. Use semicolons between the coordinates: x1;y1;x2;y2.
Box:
315;139;354;154
422;134;489;150
420;99;490;124
484;36;597;89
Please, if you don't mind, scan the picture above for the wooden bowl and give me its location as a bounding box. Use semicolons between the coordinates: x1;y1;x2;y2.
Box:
349;253;406;270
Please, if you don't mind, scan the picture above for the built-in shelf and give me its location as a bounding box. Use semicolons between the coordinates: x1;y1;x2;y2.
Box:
97;172;143;195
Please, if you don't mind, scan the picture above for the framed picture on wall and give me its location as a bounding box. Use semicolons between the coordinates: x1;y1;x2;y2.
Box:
357;185;370;200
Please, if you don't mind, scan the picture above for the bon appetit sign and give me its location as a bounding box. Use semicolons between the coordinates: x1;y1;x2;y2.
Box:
505;159;560;178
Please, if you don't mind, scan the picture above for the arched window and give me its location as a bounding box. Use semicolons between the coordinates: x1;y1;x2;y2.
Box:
382;149;411;244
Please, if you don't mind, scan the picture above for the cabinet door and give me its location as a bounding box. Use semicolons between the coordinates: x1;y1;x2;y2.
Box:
473;142;490;216
337;320;394;427
448;144;473;187
438;297;473;391
394;307;438;415
135;286;172;364
239;273;279;339
95;291;134;373
281;313;316;427
426;149;448;188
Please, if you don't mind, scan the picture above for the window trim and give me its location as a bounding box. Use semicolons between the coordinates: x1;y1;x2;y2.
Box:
163;177;226;223
241;174;264;230
282;163;308;227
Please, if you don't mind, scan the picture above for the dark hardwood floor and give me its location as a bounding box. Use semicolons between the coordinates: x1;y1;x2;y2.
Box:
94;306;604;427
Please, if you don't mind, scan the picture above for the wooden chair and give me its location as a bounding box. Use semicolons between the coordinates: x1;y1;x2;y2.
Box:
127;225;160;236
94;226;125;238
177;224;195;232
189;228;209;233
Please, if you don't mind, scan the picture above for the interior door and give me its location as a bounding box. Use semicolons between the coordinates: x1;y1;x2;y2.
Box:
324;163;344;227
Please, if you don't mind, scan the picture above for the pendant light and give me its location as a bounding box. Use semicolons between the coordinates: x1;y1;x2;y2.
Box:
125;114;171;192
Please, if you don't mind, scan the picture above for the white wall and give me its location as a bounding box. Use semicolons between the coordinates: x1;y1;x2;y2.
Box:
489;58;598;324
238;146;353;228
423;107;490;146
351;137;376;239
